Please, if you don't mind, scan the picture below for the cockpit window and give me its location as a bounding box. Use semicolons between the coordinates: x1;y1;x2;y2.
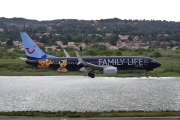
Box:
151;59;155;63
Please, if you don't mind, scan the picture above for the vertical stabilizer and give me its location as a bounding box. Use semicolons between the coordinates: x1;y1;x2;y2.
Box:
20;32;57;59
20;32;45;59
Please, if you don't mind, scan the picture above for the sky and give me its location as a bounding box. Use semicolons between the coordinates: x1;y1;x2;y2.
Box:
1;0;180;22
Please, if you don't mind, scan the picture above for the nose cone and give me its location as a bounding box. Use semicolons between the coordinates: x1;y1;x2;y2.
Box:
156;62;161;68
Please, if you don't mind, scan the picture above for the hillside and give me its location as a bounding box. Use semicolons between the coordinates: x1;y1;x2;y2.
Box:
0;17;179;49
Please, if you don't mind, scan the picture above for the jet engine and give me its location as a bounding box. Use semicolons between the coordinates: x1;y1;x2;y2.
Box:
79;67;92;72
103;67;117;74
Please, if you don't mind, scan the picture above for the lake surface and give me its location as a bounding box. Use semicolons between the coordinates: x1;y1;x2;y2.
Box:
0;76;180;112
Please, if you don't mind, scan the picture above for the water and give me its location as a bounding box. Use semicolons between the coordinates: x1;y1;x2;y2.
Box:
0;76;179;112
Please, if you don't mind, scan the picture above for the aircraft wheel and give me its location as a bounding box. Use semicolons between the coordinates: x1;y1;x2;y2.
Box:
88;73;95;78
145;71;149;77
88;73;91;77
91;74;95;78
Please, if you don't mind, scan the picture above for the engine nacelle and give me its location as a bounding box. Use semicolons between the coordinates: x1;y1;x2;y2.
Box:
79;67;92;72
103;67;117;74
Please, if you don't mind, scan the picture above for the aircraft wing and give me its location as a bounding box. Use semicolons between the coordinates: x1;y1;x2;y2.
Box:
75;51;105;70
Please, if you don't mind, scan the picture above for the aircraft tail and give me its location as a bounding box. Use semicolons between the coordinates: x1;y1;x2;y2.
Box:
20;32;56;60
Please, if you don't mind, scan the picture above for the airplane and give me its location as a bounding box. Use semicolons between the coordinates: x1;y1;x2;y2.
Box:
20;32;161;78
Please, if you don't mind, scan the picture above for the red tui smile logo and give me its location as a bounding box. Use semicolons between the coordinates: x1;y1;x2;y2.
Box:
26;45;36;54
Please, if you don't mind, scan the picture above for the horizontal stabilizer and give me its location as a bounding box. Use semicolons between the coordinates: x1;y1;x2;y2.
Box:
19;57;27;61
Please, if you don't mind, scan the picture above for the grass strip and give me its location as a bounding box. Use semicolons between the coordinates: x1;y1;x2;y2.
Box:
0;111;180;117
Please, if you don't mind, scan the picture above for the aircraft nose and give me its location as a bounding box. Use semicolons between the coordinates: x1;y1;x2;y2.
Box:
156;62;161;67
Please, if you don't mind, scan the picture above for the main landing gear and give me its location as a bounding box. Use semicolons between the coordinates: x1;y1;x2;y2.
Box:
88;72;95;78
145;71;149;77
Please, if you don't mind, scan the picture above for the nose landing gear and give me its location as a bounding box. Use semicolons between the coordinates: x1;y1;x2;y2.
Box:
145;71;149;77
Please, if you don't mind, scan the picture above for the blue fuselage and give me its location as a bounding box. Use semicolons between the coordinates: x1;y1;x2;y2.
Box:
26;56;161;72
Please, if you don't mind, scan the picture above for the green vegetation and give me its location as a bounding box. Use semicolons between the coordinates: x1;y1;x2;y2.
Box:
0;18;180;49
0;111;180;117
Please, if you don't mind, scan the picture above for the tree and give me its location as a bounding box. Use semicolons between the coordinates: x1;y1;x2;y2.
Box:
154;51;162;58
169;41;175;48
6;39;13;47
86;49;97;56
79;46;83;51
91;44;107;50
115;50;122;56
109;35;118;46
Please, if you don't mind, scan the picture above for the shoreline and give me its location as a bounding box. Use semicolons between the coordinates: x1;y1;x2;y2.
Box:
0;71;179;77
0;111;180;117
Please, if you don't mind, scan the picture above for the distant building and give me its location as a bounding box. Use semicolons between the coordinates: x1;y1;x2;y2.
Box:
159;41;169;45
104;42;113;49
164;34;169;37
46;26;53;31
109;46;118;50
133;36;139;41
172;46;178;51
1;42;6;45
118;35;129;40
87;34;93;37
116;40;126;48
68;42;75;46
61;45;68;49
45;46;58;51
0;28;4;32
13;41;22;46
7;48;14;52
106;33;113;38
43;33;50;37
54;33;61;36
55;41;63;46
141;46;149;49
95;34;102;37
75;42;87;49
33;40;44;46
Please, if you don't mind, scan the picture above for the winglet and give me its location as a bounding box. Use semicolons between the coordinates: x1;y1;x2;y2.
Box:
63;49;70;57
75;51;86;65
